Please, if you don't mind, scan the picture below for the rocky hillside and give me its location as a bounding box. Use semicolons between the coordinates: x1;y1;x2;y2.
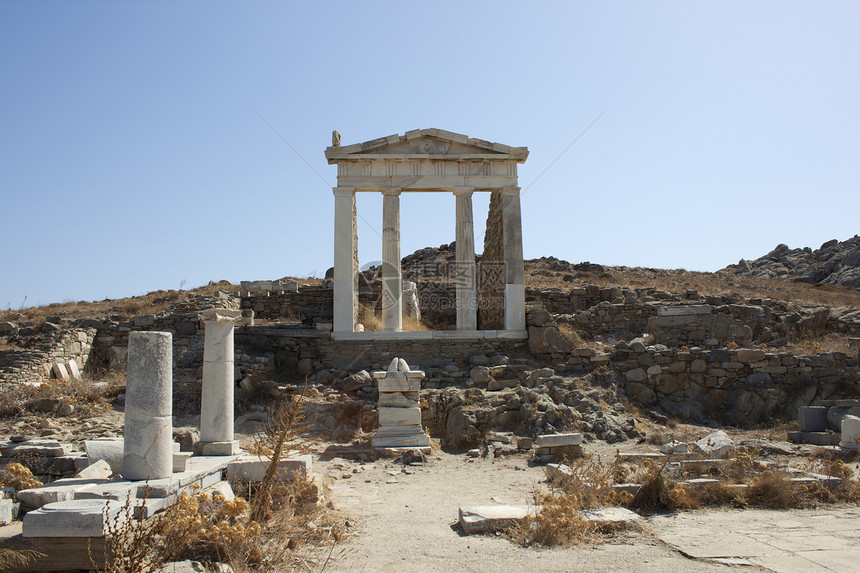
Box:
720;236;860;290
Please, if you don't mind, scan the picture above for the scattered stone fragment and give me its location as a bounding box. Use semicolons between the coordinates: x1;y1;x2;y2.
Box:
458;505;539;534
695;430;735;458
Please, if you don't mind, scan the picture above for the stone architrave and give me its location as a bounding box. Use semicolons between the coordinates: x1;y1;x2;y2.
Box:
123;332;173;481
455;189;477;330
381;188;403;332
198;309;242;456
372;358;430;448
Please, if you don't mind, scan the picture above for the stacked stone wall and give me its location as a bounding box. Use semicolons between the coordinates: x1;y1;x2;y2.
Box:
0;327;97;385
564;344;858;425
241;285;333;324
528;284;860;348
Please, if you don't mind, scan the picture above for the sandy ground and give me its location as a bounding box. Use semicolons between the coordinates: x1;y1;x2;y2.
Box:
318;451;753;573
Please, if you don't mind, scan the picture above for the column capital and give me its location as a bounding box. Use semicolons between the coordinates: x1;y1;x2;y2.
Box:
500;186;521;197
381;187;401;196
333;186;355;197
452;187;476;197
200;309;242;324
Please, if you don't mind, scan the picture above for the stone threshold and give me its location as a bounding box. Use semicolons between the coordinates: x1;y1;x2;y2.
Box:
330;329;528;341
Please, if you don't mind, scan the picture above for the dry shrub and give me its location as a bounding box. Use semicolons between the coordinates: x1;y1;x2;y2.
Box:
746;471;795;509
250;390;310;523
98;491;168;573
158;492;262;565
724;447;761;480
815;458;855;480
0;462;42;491
645;429;668;446
515;458;629;547
515;493;592;547
628;461;672;512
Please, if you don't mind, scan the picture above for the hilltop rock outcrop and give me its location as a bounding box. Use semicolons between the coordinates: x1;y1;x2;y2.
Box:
721;236;860;289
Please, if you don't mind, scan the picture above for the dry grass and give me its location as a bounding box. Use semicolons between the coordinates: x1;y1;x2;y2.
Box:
357;304;430;332
0;375;120;419
0;549;45;571
514;447;860;548
778;333;858;356
524;261;860;308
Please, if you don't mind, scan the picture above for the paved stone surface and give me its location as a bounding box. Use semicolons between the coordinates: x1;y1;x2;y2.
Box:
650;507;860;572
322;452;734;572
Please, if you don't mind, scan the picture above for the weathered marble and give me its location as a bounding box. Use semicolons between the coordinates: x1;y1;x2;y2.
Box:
372;357;430;448
199;309;241;453
381;188;402;332
123;332;173;481
324;130;529;335
501;187;525;331
333;187;357;332
455;189;477;330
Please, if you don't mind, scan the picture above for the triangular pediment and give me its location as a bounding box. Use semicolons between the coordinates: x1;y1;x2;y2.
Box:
325;128;528;163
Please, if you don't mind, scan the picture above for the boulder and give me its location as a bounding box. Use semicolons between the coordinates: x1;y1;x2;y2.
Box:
695;430;735;458
528;326;572;354
625;382;657;405
469;366;491;385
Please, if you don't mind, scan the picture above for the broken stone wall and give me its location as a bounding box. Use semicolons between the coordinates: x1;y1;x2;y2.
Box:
567;344;859;425
0;327;97;386
241;285;333;324
478;191;505;329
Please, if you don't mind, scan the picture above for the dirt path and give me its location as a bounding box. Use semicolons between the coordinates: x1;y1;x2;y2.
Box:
320;452;741;573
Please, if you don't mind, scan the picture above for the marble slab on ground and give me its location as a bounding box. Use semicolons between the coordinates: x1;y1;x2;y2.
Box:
17;455;238;510
458;505;642;535
23;499;126;537
650;507;860;573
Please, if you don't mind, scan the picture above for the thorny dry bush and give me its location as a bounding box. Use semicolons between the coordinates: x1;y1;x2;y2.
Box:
513;449;860;547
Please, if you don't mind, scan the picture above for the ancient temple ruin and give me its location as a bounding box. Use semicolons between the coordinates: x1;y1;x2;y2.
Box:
325;128;529;337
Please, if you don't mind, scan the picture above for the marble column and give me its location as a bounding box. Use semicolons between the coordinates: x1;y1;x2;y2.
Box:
333;187;357;332
198;309;242;456
381;188;402;332
454;189;477;330
501;187;525;331
123;331;173;480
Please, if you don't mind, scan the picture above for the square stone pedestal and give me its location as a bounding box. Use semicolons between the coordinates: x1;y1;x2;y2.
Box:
194;440;240;456
372;358;431;449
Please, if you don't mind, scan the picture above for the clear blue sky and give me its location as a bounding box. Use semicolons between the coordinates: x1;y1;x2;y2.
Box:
3;1;859;308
